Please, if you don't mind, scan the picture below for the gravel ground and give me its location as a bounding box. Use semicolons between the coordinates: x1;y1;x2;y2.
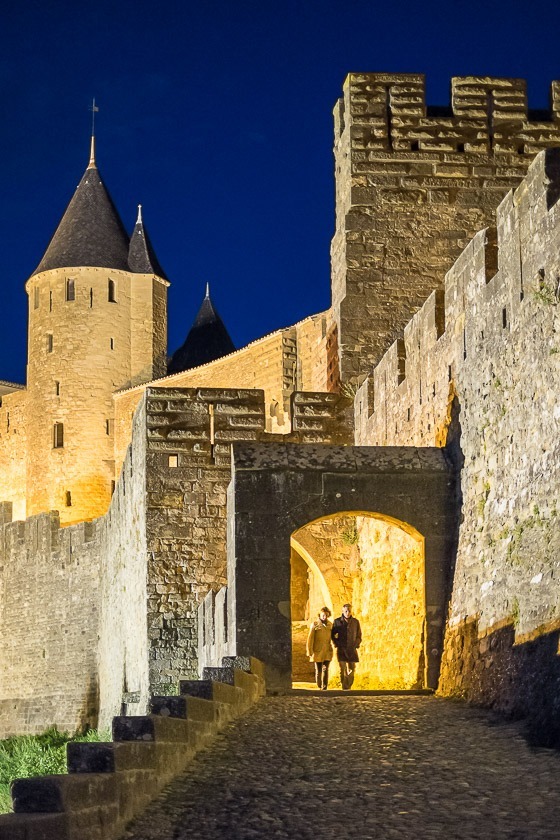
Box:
123;695;560;839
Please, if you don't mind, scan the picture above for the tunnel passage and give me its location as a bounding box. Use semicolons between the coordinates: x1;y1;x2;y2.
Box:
291;512;425;690
227;442;458;692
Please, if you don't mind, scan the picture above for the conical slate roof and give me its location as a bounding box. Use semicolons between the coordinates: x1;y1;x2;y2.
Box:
33;139;130;275
168;285;236;374
128;205;168;279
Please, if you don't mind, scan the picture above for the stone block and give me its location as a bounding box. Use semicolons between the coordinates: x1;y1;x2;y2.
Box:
67;741;156;774
11;774;117;814
0;813;70;840
112;714;189;743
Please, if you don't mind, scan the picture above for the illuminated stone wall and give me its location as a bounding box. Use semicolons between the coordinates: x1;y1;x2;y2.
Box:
352;516;424;689
355;150;560;715
0;510;101;736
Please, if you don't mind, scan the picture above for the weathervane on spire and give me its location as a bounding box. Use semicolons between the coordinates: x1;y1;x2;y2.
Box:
88;98;99;167
90;98;99;135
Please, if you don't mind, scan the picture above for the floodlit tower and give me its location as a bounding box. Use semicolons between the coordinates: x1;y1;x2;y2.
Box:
25;137;169;523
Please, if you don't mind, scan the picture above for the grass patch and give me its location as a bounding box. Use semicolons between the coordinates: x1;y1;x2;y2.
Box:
0;727;109;814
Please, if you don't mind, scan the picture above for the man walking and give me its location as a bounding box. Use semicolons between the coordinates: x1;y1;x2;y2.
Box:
331;603;362;690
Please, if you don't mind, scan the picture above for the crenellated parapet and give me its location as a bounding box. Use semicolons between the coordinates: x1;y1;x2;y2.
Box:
335;74;560;154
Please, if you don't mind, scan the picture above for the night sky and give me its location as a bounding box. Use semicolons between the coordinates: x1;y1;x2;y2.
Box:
1;0;559;385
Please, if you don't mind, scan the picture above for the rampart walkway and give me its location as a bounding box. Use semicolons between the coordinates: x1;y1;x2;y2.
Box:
123;695;560;839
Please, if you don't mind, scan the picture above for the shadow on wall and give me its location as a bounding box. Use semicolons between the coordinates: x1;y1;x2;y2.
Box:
81;674;100;733
439;616;560;748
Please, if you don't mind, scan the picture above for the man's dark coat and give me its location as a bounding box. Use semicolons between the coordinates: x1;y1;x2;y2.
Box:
331;615;362;662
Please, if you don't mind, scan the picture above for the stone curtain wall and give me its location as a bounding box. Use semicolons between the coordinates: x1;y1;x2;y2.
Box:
0;389;27;522
331;74;560;382
0;394;150;736
355;150;560;716
0;396;151;737
0;510;101;737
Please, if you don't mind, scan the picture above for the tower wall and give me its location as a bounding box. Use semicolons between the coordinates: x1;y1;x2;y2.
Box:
332;73;560;382
130;273;168;386
25;266;165;524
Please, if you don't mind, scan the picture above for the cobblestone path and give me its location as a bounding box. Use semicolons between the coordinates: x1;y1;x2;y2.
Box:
123;696;560;839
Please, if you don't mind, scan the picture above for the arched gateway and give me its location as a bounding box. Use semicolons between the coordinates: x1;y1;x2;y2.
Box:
290;512;425;690
203;442;458;692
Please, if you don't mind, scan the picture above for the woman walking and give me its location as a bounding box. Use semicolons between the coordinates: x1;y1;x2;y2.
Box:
306;607;333;690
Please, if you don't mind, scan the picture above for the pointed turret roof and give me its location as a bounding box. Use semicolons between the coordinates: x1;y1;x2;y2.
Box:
168;284;236;374
128;205;168;279
32;138;131;275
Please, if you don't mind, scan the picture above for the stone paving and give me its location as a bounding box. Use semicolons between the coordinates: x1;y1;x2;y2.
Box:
123;695;560;839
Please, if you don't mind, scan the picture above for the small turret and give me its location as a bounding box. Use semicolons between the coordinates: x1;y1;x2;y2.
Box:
128;205;168;278
168;284;235;374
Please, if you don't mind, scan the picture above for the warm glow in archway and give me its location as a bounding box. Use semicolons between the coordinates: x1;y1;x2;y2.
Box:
290;512;425;690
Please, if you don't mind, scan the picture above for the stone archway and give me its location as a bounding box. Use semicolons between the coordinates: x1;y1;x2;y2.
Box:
226;442;458;691
290;512;425;690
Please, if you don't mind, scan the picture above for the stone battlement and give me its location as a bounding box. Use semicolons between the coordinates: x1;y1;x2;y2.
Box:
335;74;560;154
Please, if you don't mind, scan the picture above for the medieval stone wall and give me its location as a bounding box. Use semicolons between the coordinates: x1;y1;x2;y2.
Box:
0;395;151;737
332;74;560;382
0;509;101;736
355;150;560;717
97;397;150;732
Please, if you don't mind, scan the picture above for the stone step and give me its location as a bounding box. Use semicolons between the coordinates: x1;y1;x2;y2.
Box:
201;663;264;703
150;694;229;724
202;666;236;685
67;740;157;773
112;713;191;743
179;678;243;705
221;655;266;680
11;772;117;814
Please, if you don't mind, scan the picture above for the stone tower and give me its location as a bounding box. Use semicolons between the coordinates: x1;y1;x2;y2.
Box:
332;74;560;382
25;138;169;524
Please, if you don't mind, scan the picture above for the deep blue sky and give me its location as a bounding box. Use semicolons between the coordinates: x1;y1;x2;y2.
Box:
1;0;559;384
